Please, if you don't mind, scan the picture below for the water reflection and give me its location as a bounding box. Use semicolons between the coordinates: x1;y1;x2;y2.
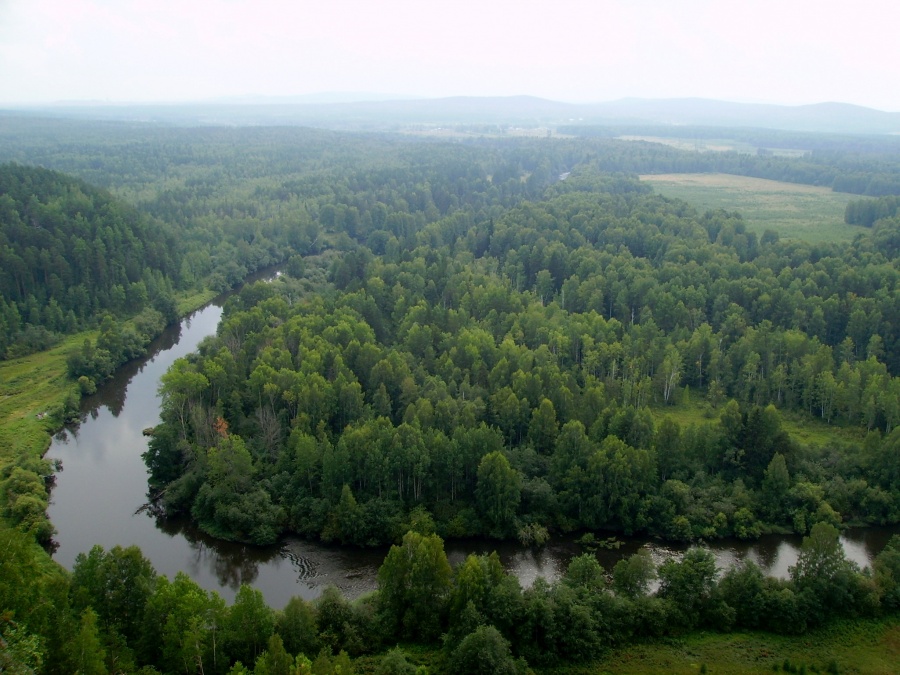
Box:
153;516;282;591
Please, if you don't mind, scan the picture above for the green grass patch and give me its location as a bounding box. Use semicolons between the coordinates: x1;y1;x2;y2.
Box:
358;619;900;674
0;288;219;466
0;331;89;460
640;173;870;243
620;135;759;154
177;288;218;316
651;395;866;450
619;135;808;158
572;617;900;674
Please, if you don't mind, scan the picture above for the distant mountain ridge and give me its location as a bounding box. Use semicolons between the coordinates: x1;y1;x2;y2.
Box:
7;95;900;134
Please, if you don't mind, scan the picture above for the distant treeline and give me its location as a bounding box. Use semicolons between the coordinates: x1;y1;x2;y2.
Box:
561;124;900;196
845;194;900;227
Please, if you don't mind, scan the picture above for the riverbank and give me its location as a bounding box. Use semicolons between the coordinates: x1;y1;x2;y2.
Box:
0;287;217;534
0;288;217;458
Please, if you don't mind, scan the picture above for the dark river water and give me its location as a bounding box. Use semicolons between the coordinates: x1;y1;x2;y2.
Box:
46;298;899;609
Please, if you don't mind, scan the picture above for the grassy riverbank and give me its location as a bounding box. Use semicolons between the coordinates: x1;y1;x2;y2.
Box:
0;288;218;533
0;288;218;462
0;332;86;460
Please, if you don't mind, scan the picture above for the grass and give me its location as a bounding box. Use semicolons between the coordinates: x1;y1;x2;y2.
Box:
0;331;89;460
651;394;866;450
0;289;222;531
354;618;900;674
619;135;810;158
621;135;760;155
640;173;870;243
177;288;218;316
573;617;900;675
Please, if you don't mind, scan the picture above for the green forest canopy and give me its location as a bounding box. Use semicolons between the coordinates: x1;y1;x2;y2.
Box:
3;117;900;673
147;170;900;547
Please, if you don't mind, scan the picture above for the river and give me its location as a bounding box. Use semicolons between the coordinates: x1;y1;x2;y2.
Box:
46;298;899;609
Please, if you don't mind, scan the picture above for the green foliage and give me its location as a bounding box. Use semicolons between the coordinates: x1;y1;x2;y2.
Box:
790;522;871;625
2;460;55;544
145;166;900;547
0;163;180;360
475;452;522;536
564;553;607;592
0;617;44;674
0;525;70;658
377;531;453;641
71;544;157;645
66;608;108;675
447;625;525;675
376;648;417;675
612;549;657;599
873;535;900;610
658;548;721;630
276;596;319;658
228;585;276;667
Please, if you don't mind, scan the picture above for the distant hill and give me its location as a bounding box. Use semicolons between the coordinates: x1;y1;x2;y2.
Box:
5;95;900;135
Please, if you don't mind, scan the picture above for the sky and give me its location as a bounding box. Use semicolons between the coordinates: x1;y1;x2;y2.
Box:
1;0;898;111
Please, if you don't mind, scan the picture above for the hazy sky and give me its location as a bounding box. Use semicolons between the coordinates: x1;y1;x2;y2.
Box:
1;0;898;110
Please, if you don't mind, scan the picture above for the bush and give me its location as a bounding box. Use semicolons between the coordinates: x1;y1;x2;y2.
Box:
448;625;526;675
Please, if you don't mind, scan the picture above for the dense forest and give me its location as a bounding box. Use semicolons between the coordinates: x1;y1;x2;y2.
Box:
2;115;900;672
145;170;900;548
0;164;181;360
4;521;900;673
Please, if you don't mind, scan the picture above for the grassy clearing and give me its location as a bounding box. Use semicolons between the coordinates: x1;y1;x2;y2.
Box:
651;394;866;450
354;618;900;674
640;173;870;243
574;618;900;675
0;331;89;460
177;288;218;316
620;135;759;154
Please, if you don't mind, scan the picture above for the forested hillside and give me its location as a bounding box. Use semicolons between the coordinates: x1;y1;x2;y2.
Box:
0;164;180;359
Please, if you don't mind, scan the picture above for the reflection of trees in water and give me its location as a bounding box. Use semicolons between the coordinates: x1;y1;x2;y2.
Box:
154;515;283;590
748;536;785;571
70;322;185;423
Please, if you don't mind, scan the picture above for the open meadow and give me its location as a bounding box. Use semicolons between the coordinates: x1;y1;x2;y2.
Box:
583;618;900;675
641;173;870;243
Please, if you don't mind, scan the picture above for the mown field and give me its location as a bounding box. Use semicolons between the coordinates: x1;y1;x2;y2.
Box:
641;173;870;243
